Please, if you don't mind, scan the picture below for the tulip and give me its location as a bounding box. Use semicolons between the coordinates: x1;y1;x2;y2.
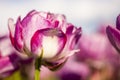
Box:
8;10;81;80
106;14;120;54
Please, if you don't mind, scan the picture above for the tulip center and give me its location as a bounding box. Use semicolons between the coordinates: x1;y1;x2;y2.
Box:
42;36;58;58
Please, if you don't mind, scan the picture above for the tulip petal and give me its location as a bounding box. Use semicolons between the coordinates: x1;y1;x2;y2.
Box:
21;10;52;50
14;17;23;52
8;18;15;46
116;14;120;30
43;58;68;71
66;23;74;34
31;28;66;58
54;14;66;32
46;13;66;31
70;27;82;49
106;26;120;53
42;57;68;71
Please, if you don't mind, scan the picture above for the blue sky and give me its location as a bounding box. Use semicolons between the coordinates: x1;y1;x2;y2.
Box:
0;0;120;34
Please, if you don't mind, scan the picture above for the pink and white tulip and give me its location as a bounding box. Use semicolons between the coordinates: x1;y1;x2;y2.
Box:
8;10;81;70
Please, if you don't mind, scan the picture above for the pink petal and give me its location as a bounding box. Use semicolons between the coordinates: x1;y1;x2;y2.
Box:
65;23;74;34
31;28;66;58
21;11;52;50
53;14;67;32
70;27;82;50
8;18;15;46
14;17;23;52
46;13;67;31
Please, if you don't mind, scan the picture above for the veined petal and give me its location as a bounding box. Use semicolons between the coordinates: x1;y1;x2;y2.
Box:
8;18;15;46
116;14;120;30
14;17;23;52
22;10;38;25
106;26;120;53
56;27;81;59
21;11;52;50
70;27;82;49
47;13;67;31
55;14;67;32
31;28;66;58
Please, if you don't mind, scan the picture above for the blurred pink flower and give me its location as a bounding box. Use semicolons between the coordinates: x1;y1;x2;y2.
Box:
57;57;90;80
76;27;120;79
76;32;119;66
8;10;81;70
0;35;20;78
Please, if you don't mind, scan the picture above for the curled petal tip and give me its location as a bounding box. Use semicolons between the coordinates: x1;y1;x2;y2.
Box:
116;14;120;30
67;49;80;57
8;18;15;46
8;18;15;31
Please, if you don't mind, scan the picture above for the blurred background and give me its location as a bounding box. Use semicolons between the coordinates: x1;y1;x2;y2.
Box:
0;0;120;80
0;0;120;34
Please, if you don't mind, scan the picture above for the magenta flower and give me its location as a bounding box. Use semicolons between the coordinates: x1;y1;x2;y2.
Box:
0;35;20;78
106;14;120;53
8;10;81;70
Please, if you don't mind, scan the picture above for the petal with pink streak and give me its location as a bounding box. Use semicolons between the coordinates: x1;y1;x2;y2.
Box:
8;18;15;46
31;28;66;58
53;14;66;32
46;13;66;30
21;11;52;50
14;17;23;52
106;26;120;53
70;27;82;50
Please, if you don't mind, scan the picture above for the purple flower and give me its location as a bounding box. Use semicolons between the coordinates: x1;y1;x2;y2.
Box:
8;10;81;70
106;14;120;53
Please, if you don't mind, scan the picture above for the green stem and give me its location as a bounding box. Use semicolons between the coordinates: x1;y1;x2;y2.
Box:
35;50;43;80
35;57;42;80
35;69;40;80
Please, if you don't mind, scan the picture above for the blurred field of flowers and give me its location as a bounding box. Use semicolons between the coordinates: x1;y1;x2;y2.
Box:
0;0;120;80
